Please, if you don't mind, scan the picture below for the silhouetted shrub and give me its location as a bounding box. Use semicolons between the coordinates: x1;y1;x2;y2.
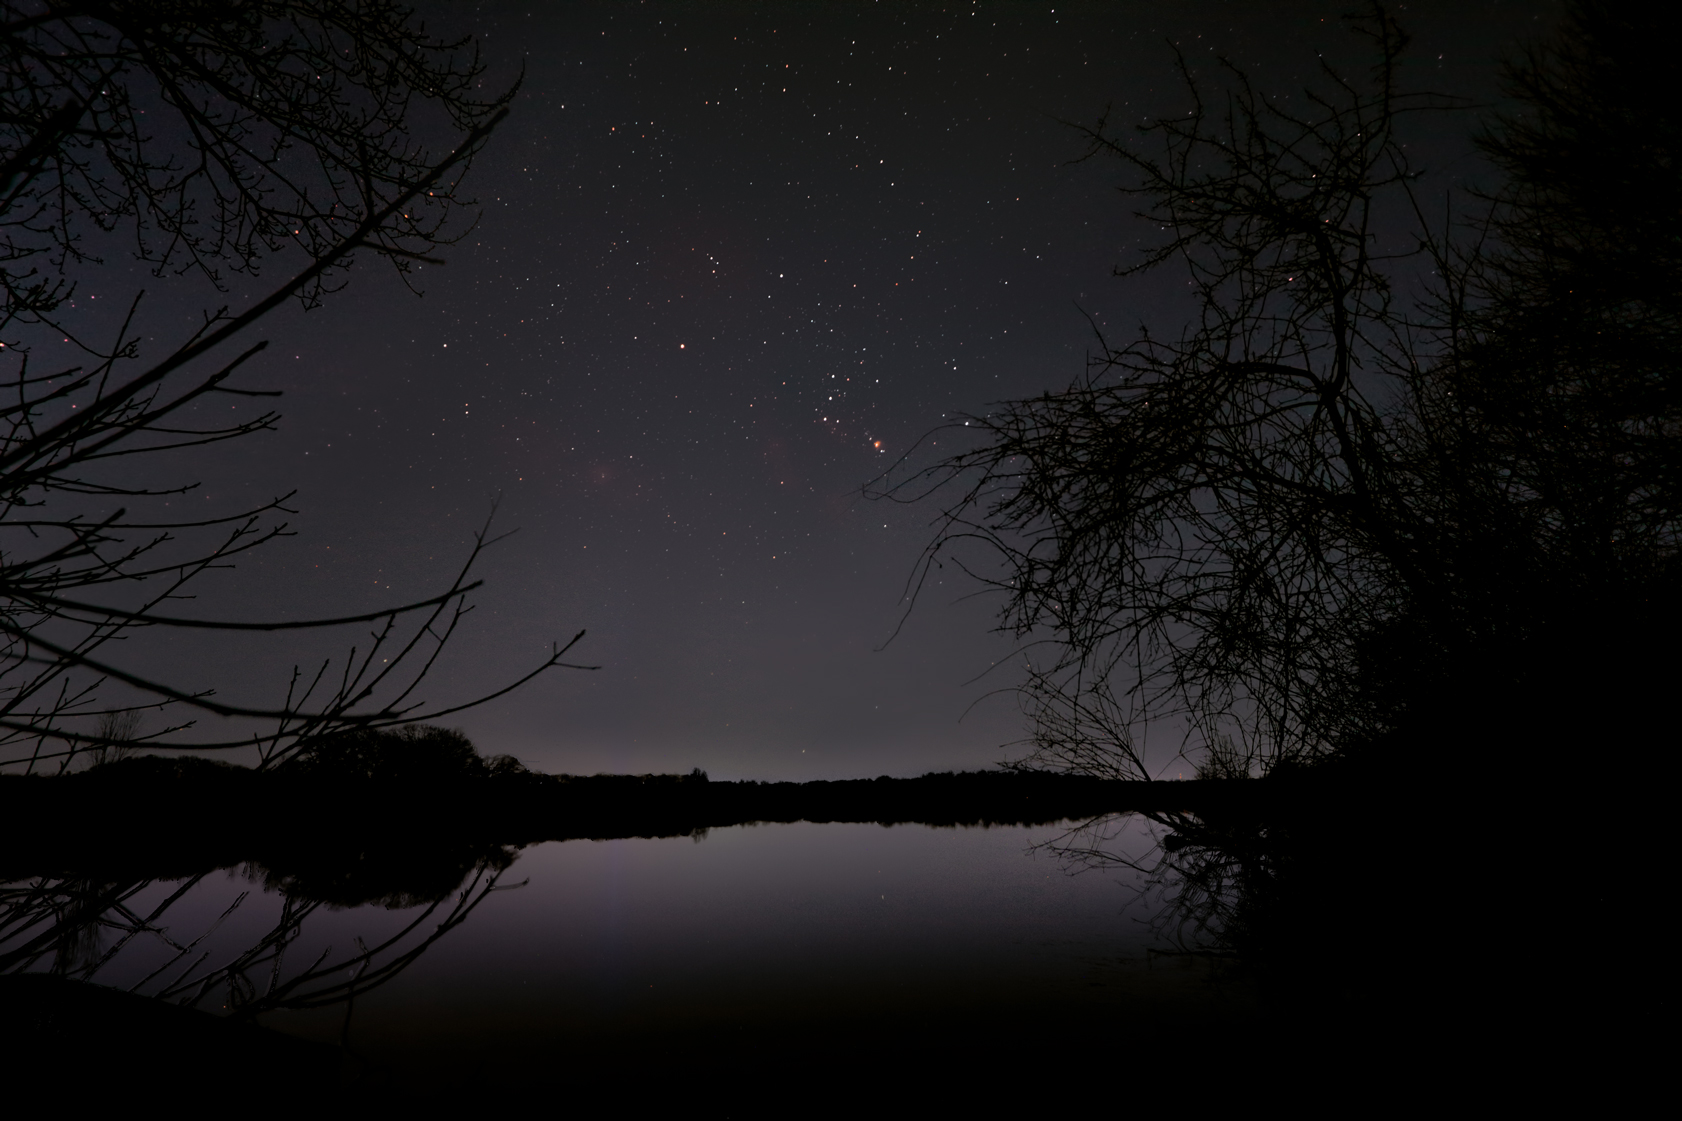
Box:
78;753;253;788
279;725;493;785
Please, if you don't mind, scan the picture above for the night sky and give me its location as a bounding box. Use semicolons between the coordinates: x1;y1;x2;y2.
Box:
137;1;1557;779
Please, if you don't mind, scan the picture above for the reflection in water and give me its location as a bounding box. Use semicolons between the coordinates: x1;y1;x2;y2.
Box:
255;818;1256;1096
1039;808;1272;961
0;850;517;1023
3;771;1305;1098
1036;781;1411;1039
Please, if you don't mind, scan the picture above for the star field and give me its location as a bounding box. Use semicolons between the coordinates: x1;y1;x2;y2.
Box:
147;1;1557;779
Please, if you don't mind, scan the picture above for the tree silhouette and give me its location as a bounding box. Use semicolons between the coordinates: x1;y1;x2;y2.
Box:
0;1;590;772
879;1;1677;779
1350;0;1679;766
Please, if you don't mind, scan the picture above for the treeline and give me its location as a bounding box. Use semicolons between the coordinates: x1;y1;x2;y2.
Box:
0;748;1315;896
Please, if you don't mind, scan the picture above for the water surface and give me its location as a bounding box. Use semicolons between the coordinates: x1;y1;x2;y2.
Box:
270;821;1249;1080
25;817;1260;1092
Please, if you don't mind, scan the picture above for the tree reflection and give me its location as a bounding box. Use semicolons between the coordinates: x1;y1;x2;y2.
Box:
1038;784;1389;1017
0;844;518;1022
1040;812;1250;960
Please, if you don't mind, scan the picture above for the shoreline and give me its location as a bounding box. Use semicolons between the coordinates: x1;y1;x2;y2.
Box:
0;763;1329;883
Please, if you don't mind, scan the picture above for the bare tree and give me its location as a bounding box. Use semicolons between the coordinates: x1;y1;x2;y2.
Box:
0;2;589;772
881;8;1445;778
878;1;1677;780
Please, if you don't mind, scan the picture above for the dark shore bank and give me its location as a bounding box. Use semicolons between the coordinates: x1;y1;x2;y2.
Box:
0;756;1325;883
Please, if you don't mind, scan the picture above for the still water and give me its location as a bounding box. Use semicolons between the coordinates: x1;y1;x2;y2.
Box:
24;818;1261;1091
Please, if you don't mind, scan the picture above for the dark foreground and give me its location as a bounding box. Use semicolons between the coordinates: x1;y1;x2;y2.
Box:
2;968;1374;1108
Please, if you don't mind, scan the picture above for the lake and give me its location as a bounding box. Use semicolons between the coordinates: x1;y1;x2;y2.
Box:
17;815;1263;1097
